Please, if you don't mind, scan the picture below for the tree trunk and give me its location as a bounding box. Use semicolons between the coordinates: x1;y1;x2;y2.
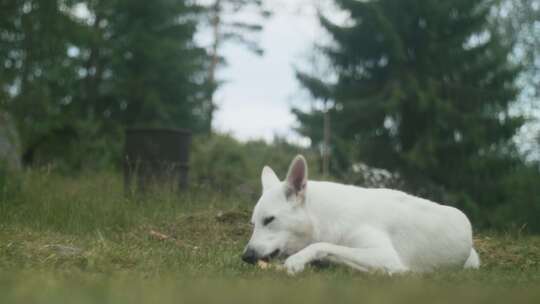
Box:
84;12;103;123
206;0;222;134
322;100;331;177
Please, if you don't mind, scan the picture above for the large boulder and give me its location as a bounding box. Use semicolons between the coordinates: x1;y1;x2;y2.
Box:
0;112;21;170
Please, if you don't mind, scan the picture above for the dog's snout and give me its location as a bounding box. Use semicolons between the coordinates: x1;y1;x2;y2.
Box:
241;248;258;264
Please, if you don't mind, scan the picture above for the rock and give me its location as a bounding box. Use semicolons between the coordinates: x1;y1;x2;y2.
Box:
0;112;21;170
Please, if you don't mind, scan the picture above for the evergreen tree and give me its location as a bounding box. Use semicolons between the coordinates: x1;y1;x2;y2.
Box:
295;0;523;217
85;0;210;132
0;0;211;168
0;0;83;164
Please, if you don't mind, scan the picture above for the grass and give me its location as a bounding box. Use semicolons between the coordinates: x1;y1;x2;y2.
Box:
1;170;540;303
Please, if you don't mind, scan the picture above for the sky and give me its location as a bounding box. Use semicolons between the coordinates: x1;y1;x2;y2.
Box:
211;0;321;144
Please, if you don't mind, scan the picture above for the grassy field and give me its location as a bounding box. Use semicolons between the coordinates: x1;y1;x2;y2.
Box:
1;170;540;303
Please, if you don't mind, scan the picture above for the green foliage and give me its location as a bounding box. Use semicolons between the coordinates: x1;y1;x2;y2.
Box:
295;0;531;229
0;0;211;169
0;0;84;166
84;0;210;131
190;134;320;198
494;162;540;232
191;134;252;193
0;162;21;205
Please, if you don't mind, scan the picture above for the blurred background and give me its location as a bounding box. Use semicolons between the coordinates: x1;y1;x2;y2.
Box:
1;0;539;232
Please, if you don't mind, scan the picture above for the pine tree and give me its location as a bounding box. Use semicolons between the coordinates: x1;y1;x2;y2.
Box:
0;0;83;164
0;0;211;167
80;0;210;132
295;0;523;213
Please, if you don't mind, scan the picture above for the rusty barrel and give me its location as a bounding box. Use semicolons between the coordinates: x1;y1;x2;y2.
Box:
124;128;191;193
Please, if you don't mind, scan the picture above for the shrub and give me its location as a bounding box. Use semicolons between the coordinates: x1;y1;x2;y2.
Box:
189;134;319;199
493;163;540;232
0;161;21;207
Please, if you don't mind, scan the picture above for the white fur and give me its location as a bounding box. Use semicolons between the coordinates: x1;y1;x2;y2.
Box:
244;155;480;275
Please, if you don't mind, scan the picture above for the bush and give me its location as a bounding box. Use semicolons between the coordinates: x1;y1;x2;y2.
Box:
25;126;123;173
190;134;251;193
189;134;320;199
0;161;21;207
492;163;540;232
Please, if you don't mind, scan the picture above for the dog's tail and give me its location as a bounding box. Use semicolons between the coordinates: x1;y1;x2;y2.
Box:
464;247;480;269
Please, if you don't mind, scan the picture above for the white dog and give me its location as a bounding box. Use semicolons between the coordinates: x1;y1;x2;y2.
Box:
242;155;480;275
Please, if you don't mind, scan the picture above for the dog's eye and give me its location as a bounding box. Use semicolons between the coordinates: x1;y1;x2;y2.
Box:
263;216;275;226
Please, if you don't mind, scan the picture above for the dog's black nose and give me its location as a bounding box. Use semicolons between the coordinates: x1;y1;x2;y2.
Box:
241;248;258;264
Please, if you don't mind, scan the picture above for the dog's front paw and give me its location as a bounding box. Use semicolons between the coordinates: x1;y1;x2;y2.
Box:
284;254;308;275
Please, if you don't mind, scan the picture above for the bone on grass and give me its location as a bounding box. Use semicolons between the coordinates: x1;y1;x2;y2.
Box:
257;260;284;270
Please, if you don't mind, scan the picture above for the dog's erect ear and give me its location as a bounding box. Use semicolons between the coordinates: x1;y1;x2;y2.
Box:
285;155;308;201
261;166;280;191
